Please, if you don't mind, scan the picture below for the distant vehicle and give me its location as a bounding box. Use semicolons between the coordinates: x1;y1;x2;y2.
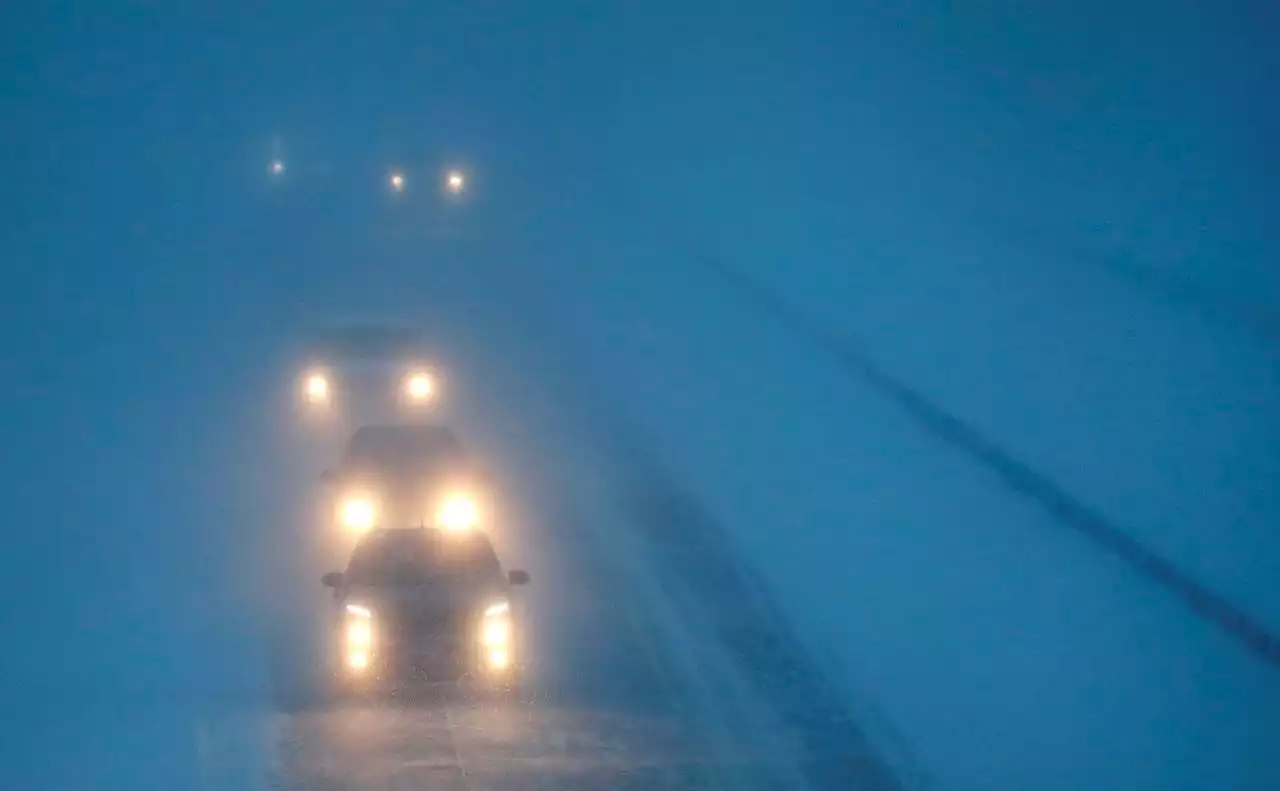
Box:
323;424;490;542
322;527;530;694
445;169;465;195
296;323;441;429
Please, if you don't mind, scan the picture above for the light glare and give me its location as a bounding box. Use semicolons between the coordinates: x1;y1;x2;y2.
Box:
346;621;372;648
438;495;478;531
482;620;510;647
341;496;377;532
405;372;434;402
304;373;329;404
486;649;509;671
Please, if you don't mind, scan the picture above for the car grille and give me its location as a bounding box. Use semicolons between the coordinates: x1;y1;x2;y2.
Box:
378;604;468;643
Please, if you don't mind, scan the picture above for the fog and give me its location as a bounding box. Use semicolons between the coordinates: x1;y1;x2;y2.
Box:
2;2;1276;789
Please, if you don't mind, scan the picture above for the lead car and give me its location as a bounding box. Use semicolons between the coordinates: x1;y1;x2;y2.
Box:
321;526;530;699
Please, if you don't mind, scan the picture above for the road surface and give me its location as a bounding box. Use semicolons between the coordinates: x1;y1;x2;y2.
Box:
265;370;906;791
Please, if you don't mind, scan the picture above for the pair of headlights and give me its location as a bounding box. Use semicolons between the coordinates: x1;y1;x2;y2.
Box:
301;369;436;407
342;600;511;673
387;168;467;195
337;492;480;533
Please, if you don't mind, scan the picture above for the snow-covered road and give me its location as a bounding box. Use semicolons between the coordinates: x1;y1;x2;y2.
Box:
265;358;906;790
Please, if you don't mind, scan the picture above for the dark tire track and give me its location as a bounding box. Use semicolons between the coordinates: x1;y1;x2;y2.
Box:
609;432;905;791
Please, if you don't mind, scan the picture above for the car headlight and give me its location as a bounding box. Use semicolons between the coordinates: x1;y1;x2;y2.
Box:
485;648;509;671
481;619;510;647
479;599;512;671
347;650;370;670
344;604;374;671
346;619;373;648
339;495;378;532
303;371;330;405
437;494;479;531
403;371;435;403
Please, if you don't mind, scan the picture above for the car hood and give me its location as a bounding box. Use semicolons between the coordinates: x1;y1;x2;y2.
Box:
344;579;505;621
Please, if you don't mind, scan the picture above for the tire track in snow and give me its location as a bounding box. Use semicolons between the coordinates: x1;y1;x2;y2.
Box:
608;433;907;791
673;235;1280;672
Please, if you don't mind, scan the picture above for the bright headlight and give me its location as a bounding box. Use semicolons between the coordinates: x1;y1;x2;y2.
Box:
346;620;372;648
481;619;510;647
340;496;378;532
343;604;374;672
437;494;478;531
403;371;434;402
303;372;330;405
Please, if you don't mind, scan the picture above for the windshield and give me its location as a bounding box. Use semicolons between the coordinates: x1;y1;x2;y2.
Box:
343;425;466;470
311;325;426;362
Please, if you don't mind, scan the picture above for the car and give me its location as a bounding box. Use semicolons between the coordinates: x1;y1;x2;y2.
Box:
295;323;442;429
323;424;489;542
321;527;530;696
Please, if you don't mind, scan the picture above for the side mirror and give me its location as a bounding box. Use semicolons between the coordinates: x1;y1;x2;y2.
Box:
507;569;530;586
321;571;344;588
